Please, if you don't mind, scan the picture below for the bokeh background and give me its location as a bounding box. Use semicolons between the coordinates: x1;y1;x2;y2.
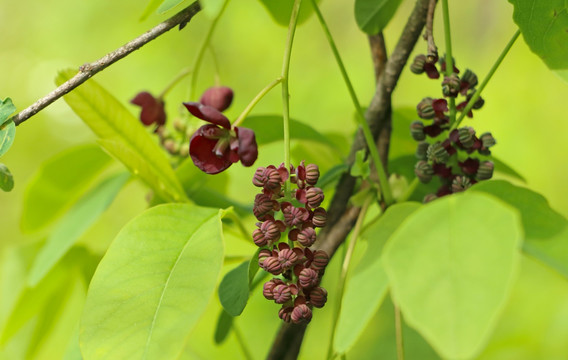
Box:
1;0;567;359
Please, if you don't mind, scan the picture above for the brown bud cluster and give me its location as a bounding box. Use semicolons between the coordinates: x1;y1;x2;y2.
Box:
409;55;496;201
252;161;329;324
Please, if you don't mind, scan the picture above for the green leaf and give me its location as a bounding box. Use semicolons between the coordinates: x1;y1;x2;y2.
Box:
350;149;370;179
80;204;224;360
334;202;421;355
354;0;404;35
213;309;233;344
0;164;14;192
218;260;250;317
248;248;260;287
56;69;187;203
490;156;526;182
471;180;568;278
382;192;523;359
201;0;226;18
318;163;349;190
0;98;16;126
20;144;112;233
140;0;162;20
258;0;321;26
157;0;186;14
0;120;15;158
243;115;335;148
27;172;130;287
509;0;568;72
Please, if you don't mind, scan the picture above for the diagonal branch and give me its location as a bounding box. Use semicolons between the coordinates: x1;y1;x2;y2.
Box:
267;0;430;358
10;2;202;126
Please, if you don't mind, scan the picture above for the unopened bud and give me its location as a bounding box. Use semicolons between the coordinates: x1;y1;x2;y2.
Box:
477;161;494;180
308;287;328;308
458;127;476;148
417;97;435;119
200;86;234;112
427;143;450;164
311;250;329;271
291;304;312;324
311;207;327;228
415;160;434;183
273;284;292;304
451;176;472;193
410;121;425;141
299;268;319;289
442;73;461;97
305;164;320;185
297;227;317;247
410;54;427;74
415;141;430;160
306;187;324;208
479;132;496;148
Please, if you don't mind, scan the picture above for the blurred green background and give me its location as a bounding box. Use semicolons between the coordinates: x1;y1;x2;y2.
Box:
1;0;567;359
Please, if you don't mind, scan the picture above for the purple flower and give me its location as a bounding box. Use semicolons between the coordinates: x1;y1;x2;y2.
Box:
131;92;166;127
184;102;258;174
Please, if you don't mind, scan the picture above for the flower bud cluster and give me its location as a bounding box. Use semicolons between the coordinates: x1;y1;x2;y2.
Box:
409;55;496;202
252;161;329;324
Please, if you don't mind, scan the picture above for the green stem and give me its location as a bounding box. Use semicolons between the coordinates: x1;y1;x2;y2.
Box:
395;302;405;360
281;0;302;198
397;177;419;203
232;77;283;127
233;323;254;360
310;0;393;206
158;68;191;99
189;0;230;100
441;0;456;125
450;30;520;131
327;196;374;360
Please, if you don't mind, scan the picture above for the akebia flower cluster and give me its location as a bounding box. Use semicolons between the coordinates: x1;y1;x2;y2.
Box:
409;55;496;202
252;162;329;324
184;86;258;174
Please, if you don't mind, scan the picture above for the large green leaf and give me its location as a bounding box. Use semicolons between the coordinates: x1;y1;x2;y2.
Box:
80;204;224;360
509;0;568;72
244;115;335;148
471;180;568;278
258;0;321;26
334;202;421;355
56;69;187;203
0;98;16;126
354;0;403;35
0;120;15;158
213;309;233;344
20;144;112;232
382;192;523;359
218;260;250;317
0;164;14;192
27;172;130;287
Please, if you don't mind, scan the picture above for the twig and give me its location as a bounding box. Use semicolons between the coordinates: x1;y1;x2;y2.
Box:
10;2;202;126
266;1;431;358
368;33;387;88
426;0;438;62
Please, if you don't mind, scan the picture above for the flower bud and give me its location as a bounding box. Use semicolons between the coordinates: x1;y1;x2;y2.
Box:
306;187;324;208
260;220;281;243
263;279;283;300
415;160;434;183
477;161;494;180
427;143;450;164
278;248;299;270
297;227;317;247
252;167;266;187
415;141;430;160
461;69;478;89
308;287;328;308
200;86;234;112
265;167;283;190
458;127;476;148
263;256;282;275
299;268;319;289
305;164;320;185
451;176;472;193
279;306;294;323
417;97;435;119
258;249;272;267
442;73;461;97
311;250;329;271
252;228;267;247
164;139;179;155
253;193;274;220
311;207;327;228
291;304;312;324
410;121;426;141
410;54;427;74
272;284;292;304
479;132;496;148
283;205;310;227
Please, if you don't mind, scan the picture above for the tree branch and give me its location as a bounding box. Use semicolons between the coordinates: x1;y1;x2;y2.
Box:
10;1;202;126
267;0;430;358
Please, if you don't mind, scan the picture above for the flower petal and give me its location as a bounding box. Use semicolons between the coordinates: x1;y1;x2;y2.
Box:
200;86;234;112
189;125;233;174
131;91;166;126
235;127;258;167
183;102;231;129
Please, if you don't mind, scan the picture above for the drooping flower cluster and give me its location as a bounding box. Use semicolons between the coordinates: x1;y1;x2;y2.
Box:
252;161;329;324
409;55;495;202
184;86;258;174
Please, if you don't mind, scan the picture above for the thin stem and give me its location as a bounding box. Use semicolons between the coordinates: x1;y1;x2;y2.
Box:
451;29;520;131
327;196;373;360
158;68;191;99
281;0;302;198
311;0;394;206
440;0;456;125
397;177;419;203
233;323;254;360
395;302;405;360
10;2;202;126
189;0;229;100
233;77;283;127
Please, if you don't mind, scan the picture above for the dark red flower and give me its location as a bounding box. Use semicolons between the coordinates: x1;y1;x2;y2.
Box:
200;86;234;112
184;102;258;174
131;92;166;126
